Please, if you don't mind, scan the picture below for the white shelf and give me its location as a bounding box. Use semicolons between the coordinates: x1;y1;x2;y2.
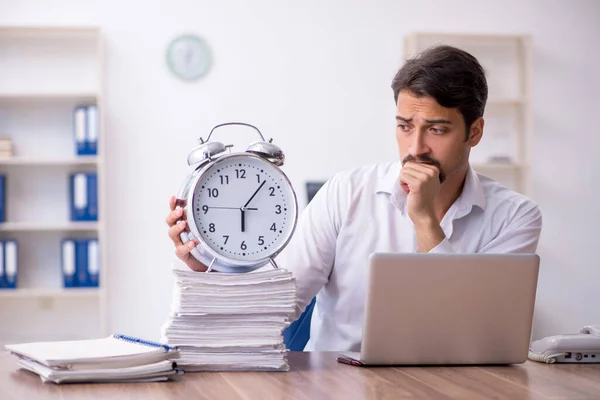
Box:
471;162;525;171
0;288;100;298
0;26;100;38
0;24;107;342
404;32;525;41
0;156;99;166
487;98;524;106
0;92;97;103
0;222;99;232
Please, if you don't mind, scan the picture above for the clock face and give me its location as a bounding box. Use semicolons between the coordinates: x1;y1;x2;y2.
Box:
191;154;297;263
166;34;211;81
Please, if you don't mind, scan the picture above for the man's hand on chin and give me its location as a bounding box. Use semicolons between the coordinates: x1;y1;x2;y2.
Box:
399;162;446;252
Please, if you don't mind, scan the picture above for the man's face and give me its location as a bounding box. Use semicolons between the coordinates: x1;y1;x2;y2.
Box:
395;90;483;184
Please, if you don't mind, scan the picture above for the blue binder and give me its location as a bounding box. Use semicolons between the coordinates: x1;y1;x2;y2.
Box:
61;239;77;288
70;173;88;221
86;105;98;155
87;239;99;287
3;240;18;289
73;106;88;156
87;173;98;221
70;173;98;221
0;242;4;289
75;239;90;287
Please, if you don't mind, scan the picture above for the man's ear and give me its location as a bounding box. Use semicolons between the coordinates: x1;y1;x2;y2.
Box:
467;117;484;147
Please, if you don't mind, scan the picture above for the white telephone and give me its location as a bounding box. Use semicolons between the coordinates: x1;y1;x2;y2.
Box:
528;325;600;363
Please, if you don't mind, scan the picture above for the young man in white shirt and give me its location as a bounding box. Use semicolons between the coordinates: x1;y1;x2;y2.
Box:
165;45;542;352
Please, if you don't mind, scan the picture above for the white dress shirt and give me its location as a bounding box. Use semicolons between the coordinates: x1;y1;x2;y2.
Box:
275;160;543;352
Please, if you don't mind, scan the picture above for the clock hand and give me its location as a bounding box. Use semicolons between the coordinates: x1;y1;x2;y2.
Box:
243;181;266;208
241;181;265;233
205;206;258;210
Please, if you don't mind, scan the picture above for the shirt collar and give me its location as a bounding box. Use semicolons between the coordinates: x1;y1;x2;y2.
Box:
376;162;486;214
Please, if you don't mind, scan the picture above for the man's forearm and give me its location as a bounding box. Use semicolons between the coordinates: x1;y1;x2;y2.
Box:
414;216;446;253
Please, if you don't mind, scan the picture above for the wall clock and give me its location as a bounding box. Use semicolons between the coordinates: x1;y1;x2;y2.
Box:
166;34;211;81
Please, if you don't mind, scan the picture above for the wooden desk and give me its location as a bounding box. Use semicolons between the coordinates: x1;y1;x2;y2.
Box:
1;350;599;399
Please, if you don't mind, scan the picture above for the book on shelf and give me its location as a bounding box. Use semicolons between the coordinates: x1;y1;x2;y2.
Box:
5;334;182;384
62;238;99;288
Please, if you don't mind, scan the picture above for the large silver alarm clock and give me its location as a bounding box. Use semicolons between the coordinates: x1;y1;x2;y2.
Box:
176;122;298;273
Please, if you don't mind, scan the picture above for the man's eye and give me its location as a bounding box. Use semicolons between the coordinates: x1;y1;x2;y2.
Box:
397;124;410;132
430;127;446;135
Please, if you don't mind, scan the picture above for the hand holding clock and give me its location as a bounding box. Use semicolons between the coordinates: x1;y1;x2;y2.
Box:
166;196;208;272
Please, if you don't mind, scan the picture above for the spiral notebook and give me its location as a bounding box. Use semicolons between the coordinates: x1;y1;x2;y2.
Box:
5;334;181;383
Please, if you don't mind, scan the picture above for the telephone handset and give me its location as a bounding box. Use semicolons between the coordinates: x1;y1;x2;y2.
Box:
528;325;600;363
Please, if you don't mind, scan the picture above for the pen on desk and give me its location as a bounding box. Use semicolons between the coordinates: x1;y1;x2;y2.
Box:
336;356;363;367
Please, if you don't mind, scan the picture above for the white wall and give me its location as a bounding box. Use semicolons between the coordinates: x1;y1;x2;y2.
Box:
2;0;599;341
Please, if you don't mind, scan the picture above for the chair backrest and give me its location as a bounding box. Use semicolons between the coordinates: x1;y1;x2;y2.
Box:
282;297;316;351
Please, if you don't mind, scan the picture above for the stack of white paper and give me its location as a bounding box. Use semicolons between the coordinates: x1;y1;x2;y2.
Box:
161;264;297;371
6;335;182;384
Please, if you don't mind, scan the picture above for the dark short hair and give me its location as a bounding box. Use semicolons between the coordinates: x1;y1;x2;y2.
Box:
391;45;488;139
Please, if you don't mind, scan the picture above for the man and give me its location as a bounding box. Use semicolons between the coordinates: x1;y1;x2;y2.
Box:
166;45;542;352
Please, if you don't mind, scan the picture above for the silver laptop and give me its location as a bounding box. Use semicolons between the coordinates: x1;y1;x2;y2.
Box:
338;253;540;366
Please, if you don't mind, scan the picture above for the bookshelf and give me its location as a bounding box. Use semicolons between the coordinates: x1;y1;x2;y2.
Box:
0;26;106;345
404;33;533;195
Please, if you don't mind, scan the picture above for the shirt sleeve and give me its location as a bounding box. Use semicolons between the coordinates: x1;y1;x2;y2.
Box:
274;175;342;320
429;202;543;254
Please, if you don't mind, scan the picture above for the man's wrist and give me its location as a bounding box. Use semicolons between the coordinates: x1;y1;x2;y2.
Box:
412;213;438;230
413;213;445;253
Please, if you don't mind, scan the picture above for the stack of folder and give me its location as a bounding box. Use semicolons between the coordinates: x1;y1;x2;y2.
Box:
0;137;13;158
6;334;181;384
161;264;297;371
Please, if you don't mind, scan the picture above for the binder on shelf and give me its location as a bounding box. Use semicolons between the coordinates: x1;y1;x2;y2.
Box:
0;242;4;289
86;105;98;155
62;238;99;288
70;173;98;221
87;173;98;221
61;240;76;288
0;174;5;223
73;106;87;156
73;105;99;156
87;239;99;287
4;240;17;289
75;239;89;287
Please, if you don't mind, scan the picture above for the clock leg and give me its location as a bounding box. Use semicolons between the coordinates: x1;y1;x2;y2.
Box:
206;257;217;273
269;258;279;270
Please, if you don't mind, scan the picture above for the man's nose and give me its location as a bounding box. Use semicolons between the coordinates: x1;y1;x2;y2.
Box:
409;131;431;157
